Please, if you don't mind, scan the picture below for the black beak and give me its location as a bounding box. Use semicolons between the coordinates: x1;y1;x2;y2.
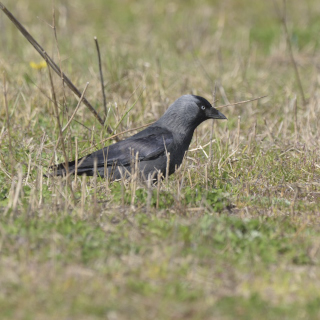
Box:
207;108;227;120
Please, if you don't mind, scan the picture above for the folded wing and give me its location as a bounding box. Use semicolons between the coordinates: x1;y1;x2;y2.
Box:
55;126;173;172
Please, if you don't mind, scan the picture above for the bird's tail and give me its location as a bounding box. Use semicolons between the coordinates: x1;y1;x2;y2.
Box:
48;159;73;177
49;158;93;177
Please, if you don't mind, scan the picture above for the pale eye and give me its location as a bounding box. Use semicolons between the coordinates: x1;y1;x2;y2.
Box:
201;105;206;111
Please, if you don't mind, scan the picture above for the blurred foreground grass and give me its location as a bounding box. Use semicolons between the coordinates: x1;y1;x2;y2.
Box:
1;0;320;319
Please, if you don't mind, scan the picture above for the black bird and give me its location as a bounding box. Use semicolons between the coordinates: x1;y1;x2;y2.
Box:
53;95;227;180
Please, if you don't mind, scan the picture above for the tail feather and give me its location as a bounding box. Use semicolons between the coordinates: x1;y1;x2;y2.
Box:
50;161;72;176
51;154;93;176
51;159;90;176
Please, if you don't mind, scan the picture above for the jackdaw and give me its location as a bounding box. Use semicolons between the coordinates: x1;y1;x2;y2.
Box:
53;94;227;180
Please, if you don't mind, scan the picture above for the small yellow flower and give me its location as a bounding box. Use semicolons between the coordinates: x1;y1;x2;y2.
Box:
29;60;47;70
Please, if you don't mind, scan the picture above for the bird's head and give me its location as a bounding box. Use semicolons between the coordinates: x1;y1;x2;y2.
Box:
184;94;227;123
157;95;227;132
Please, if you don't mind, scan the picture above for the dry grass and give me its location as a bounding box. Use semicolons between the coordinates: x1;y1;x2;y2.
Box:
1;0;320;319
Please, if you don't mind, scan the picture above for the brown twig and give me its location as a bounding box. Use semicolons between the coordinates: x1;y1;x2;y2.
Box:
94;36;108;119
217;95;267;109
0;2;116;135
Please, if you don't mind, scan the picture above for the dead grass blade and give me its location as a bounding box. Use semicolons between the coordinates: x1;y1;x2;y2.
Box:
94;36;108;119
62;82;89;133
273;0;306;105
3;72;14;174
217;95;267;109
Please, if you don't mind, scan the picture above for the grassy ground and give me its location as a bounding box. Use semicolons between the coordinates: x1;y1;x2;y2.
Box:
1;0;320;319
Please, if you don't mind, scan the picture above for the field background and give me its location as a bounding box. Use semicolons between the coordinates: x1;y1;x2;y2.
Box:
1;0;320;319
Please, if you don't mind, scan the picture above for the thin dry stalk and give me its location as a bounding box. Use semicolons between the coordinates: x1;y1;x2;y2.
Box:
205;164;208;191
219;147;239;171
25;154;32;185
81;175;86;218
189;140;216;152
38;166;43;206
62;82;89;132
28;186;36;213
273;0;306;105
188;169;193;189
4;179;16;215
264;118;275;142
5;179;15;215
103;148;110;190
247;122;257;155
94;36;108;118
51;6;68;117
177;153;189;199
3;72;14;173
147;173;153;212
219;83;230;105
165;152;170;185
130;152;139;208
93;158;98;207
209;83;217;160
12;165;23;211
0;162;11;180
292;95;298;143
217;95;267;109
177;177;181;202
156;171;161;209
120;168;125;207
74;137;78;184
237;116;241;147
47;65;75;203
47;65;69;174
290;186;299;216
113;87;145;133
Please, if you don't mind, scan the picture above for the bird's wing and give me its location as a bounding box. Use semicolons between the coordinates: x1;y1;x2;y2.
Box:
74;127;173;169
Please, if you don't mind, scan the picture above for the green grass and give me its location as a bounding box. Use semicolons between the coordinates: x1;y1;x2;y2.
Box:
1;212;319;319
1;0;320;319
